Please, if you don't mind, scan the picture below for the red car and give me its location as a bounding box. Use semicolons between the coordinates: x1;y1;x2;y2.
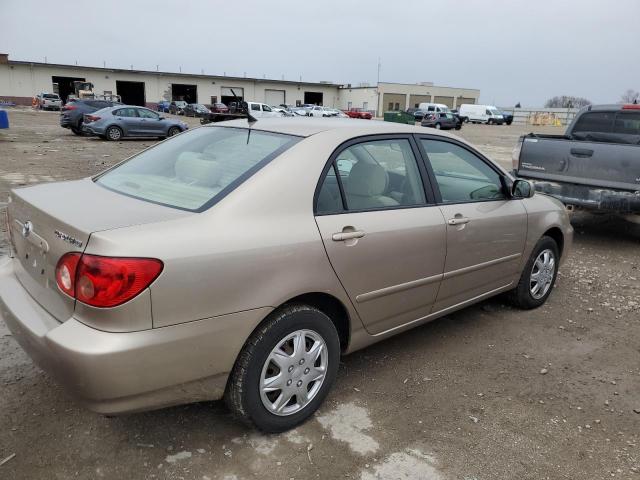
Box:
344;108;373;119
208;102;229;113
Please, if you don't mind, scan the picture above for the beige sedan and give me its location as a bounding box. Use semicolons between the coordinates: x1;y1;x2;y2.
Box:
1;118;572;432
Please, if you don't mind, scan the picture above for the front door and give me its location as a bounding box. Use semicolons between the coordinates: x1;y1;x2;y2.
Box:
314;136;447;335
136;108;164;135
418;137;527;311
113;107;142;135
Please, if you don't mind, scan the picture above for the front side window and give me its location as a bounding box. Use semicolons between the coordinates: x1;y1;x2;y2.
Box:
421;139;505;203
572;112;614;134
262;105;272;112
97;127;298;211
138;108;159;119
316;138;426;213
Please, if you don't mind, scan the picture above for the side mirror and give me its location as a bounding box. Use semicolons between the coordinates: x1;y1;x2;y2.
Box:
512;178;535;198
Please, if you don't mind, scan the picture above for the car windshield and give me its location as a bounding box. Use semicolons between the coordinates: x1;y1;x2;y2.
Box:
96;127;299;211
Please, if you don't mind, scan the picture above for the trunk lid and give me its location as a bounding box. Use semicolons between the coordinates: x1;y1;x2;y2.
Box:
7;178;189;322
519;136;640;191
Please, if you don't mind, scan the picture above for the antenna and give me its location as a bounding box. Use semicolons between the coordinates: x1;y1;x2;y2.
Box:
230;88;257;139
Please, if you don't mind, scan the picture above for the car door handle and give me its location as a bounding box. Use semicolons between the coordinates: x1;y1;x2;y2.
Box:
447;217;470;226
570;148;593;157
332;230;366;241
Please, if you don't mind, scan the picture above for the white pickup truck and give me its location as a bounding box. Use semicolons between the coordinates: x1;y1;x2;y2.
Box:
246;102;283;118
37;93;62;111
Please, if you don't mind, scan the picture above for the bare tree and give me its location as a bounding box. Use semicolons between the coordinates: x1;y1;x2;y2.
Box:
544;96;591;108
620;89;639;104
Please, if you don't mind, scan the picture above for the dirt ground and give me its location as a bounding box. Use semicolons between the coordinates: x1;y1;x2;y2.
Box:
0;108;639;480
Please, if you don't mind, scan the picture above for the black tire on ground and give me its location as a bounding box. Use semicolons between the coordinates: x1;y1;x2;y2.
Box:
435;123;441;129
105;125;123;141
225;304;340;433
509;236;560;309
463;117;469;123
167;126;181;137
488;118;494;125
71;127;83;135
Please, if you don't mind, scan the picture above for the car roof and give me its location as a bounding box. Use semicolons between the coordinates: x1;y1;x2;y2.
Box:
207;117;457;138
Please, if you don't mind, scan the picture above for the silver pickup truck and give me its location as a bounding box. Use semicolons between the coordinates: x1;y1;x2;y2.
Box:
512;104;640;220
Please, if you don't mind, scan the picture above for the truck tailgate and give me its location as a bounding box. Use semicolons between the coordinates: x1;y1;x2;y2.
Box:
518;136;640;191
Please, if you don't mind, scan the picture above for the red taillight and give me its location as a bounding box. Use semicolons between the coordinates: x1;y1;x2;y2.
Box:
55;254;163;308
85;115;100;122
622;104;640;110
63;104;77;111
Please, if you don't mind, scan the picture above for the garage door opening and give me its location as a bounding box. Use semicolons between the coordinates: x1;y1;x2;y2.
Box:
221;87;244;106
52;76;85;103
116;80;146;106
172;84;198;104
304;91;323;105
265;89;285;106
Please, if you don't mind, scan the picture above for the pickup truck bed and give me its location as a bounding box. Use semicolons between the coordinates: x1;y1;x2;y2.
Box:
513;105;640;215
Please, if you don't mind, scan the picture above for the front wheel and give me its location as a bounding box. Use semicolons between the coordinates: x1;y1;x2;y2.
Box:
226;304;340;432
509;236;560;309
435;123;441;129
167;126;181;137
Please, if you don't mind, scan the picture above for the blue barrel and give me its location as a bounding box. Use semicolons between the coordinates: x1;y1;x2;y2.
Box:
0;110;8;129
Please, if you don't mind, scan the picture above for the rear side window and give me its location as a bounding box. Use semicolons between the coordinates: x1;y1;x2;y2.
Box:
572;112;614;134
613;112;640;135
316;138;426;213
114;108;138;117
96;127;299;211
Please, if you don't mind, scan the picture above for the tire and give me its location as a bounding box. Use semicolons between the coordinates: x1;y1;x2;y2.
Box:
225;304;340;433
435;123;441;129
463;117;469;123
71;127;83;136
509;236;560;309
105;125;123;141
488;118;494;125
167;126;181;137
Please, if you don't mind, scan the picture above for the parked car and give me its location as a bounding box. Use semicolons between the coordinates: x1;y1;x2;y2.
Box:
291;107;309;116
308;106;336;117
3;119;572;432
501;111;514;125
36;93;62;111
169;100;188;115
513;103;640;220
421;111;461;130
246;102;283;118
82;106;188;140
459;104;504;124
271;106;295;117
418;103;449;113
59;99;121;135
344;108;373;119
157;100;171;113
208;103;229;113
183;103;211;118
413;109;428;121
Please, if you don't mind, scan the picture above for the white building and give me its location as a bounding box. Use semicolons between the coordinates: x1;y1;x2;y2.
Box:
0;53;479;115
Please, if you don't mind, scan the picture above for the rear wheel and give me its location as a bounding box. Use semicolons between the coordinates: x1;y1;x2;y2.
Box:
509;236;560;309
105;125;123;141
226;304;340;432
71;127;83;135
435;123;441;129
167;126;181;137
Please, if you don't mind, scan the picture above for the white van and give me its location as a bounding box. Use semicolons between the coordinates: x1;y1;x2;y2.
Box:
458;104;504;124
418;102;449;113
246;102;283;118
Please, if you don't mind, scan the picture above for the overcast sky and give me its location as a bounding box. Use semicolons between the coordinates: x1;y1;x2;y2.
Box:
1;0;638;106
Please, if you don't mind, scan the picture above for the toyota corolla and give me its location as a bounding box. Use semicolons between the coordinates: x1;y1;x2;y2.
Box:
1;118;572;432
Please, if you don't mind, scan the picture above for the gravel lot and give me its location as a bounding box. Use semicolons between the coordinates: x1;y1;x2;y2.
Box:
0;108;639;480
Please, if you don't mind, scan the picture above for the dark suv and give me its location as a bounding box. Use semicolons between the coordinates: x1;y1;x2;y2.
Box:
60;99;121;135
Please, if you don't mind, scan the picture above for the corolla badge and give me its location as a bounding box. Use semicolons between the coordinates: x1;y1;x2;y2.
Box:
21;221;33;238
54;230;83;248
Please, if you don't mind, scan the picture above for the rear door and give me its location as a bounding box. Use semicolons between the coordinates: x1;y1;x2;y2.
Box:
519;110;640;191
314;136;447;335
113;107;141;135
418;136;527;311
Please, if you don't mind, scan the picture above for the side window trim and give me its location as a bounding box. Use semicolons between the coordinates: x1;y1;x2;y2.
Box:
313;134;436;216
413;134;508;205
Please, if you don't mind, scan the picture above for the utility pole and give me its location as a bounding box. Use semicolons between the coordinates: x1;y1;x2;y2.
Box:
376;57;381;116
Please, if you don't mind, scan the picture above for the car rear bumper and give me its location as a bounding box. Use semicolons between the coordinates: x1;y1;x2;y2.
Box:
0;257;272;414
521;179;640;214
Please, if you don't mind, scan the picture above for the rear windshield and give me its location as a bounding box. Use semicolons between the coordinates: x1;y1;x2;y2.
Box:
43;94;59;99
96;127;299;211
